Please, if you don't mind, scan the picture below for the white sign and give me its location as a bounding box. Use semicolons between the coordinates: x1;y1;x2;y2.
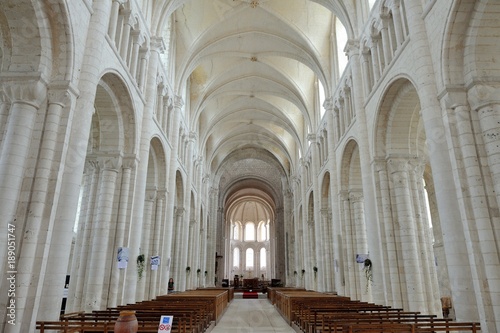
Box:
158;315;173;333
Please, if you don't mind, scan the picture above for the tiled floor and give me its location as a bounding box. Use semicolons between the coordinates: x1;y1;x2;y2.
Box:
209;298;298;333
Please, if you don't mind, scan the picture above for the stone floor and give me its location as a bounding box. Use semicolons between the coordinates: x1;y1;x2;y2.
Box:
208;298;298;333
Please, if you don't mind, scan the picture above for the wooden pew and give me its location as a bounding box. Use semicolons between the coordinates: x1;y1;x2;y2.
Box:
270;289;481;333
36;289;230;333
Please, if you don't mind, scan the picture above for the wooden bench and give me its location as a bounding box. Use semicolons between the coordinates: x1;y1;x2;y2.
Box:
341;322;481;333
36;289;230;333
270;289;481;333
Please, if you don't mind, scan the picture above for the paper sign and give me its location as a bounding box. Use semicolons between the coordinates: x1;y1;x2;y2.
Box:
158;315;173;333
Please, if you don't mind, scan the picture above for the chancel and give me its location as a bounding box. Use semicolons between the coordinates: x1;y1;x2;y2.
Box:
0;0;499;332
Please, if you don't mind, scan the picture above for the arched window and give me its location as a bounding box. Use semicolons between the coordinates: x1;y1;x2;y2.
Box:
260;248;266;270
335;17;348;77
160;15;172;73
244;222;255;241
233;248;240;270
246;248;254;270
258;222;267;241
233;222;241;240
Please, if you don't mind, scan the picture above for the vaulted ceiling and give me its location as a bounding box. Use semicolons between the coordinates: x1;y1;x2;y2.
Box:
149;0;369;213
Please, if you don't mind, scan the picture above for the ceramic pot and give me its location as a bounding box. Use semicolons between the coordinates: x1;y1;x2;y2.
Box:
114;310;138;333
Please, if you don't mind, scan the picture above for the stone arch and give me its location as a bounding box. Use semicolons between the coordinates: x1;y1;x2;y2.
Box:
89;72;137;154
141;137;167;298
338;138;367;300
319;171;334;291
306;190;315;285
170;169;185;288
373;77;441;314
0;0;74;80
68;71;138;312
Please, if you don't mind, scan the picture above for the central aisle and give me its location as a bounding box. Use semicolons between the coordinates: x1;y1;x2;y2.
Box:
209;299;297;333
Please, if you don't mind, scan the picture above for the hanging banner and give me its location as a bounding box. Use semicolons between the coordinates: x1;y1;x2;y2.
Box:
158;315;173;333
151;255;160;271
117;247;129;269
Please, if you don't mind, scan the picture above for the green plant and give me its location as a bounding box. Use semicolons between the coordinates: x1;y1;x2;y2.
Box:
313;266;318;273
137;254;145;280
301;269;305;275
363;259;373;292
197;268;201;275
293;270;297;275
186;266;191;273
204;270;208;276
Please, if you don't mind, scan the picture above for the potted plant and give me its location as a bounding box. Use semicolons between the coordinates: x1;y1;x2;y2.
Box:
136;254;145;280
204;270;208;277
186;266;191;274
301;269;305;276
197;268;201;275
293;270;297;276
313;266;318;277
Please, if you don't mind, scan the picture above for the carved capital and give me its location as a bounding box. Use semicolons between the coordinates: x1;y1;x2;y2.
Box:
175;207;185;217
97;153;123;171
323;97;334;111
1;75;47;108
386;157;409;174
372;158;388;173
174;95;184;109
122;155;138;169
349;190;363;203
344;39;360;58
145;188;157;201
468;84;500;111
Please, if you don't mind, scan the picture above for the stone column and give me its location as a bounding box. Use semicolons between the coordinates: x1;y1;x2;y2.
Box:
119;10;132;60
372;159;400;307
320;209;333;291
136;189;156;301
16;3;114;329
187;219;198;289
83;154;122;311
336;98;345;135
129;32;143;77
308;134;324;290
17;85;77;330
408;158;441;314
174;208;186;290
108;157;136;307
387;158;426;313
0;78;46;330
107;0;124;43
283;186;293;283
346;40;384;303
361;49;372;96
369;39;381;82
67;159;99;311
408;0;483;324
325;100;343;293
391;0;405;47
466;85;500;331
150;189;165;295
380;16;393;66
160;96;183;292
350;191;369;301
138;50;150;92
340;191;355;297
